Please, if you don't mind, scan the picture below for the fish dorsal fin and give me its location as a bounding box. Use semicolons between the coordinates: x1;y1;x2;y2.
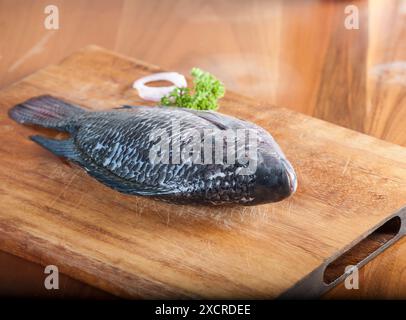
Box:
181;109;244;130
114;105;149;110
115;105;259;132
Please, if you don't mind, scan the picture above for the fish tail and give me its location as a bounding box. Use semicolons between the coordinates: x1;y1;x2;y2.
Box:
30;135;81;161
8;95;86;131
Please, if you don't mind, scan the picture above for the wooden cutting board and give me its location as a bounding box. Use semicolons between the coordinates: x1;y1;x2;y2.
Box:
0;46;405;299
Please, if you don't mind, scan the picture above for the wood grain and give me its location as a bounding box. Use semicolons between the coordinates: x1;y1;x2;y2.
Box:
0;46;405;298
0;0;405;298
1;0;404;145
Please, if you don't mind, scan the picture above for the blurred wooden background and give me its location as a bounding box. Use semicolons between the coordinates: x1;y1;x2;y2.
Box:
0;0;405;298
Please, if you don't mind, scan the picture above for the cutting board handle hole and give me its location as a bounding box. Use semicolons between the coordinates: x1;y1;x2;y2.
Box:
323;216;401;285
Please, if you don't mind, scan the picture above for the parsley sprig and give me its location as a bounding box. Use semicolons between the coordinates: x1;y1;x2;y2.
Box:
160;68;225;110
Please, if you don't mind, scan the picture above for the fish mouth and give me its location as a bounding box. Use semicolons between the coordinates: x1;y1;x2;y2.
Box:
281;159;297;194
250;156;297;205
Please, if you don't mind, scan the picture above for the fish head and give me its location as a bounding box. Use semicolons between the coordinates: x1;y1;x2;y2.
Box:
251;141;297;204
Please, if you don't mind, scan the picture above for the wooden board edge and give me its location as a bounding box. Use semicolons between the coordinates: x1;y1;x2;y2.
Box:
278;205;406;299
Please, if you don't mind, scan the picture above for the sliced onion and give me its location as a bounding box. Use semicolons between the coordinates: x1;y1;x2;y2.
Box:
132;72;187;102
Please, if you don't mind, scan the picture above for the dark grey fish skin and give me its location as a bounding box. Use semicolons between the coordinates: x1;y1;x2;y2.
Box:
9;95;297;205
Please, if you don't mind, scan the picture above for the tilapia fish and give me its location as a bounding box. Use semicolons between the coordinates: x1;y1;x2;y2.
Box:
9;95;297;205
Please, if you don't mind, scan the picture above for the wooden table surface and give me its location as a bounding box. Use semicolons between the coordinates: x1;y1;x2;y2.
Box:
0;0;405;299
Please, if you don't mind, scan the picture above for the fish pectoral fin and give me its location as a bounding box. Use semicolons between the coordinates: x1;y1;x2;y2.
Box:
82;162;176;196
30;135;81;162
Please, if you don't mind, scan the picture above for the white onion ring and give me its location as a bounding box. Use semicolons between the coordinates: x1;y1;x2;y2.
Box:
132;72;187;102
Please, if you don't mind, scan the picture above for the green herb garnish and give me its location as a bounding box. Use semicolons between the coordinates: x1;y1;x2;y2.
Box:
160;68;225;110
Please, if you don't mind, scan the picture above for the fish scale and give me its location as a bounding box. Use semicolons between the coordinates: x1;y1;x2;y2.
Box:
9;95;297;205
